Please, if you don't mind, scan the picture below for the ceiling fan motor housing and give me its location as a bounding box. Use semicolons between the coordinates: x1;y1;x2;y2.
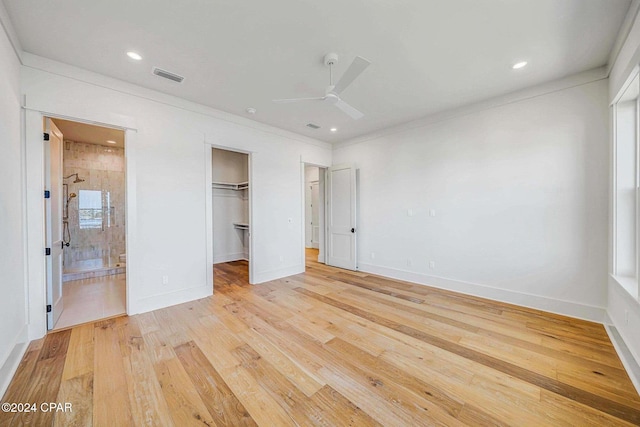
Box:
324;52;339;67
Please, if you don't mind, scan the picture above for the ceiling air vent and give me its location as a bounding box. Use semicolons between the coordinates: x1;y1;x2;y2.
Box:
152;67;185;83
306;123;320;129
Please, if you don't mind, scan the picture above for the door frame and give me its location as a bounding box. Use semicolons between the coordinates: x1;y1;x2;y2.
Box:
44;118;64;329
301;163;327;266
24;108;136;340
205;143;254;286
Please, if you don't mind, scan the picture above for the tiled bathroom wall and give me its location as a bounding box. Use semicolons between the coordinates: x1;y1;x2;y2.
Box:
63;141;125;269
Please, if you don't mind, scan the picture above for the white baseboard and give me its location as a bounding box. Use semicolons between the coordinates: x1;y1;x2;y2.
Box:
358;263;606;323
253;264;304;285
605;324;640;395
213;252;247;264
130;284;212;315
0;325;29;398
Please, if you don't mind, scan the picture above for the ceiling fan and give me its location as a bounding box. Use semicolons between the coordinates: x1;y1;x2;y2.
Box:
273;53;371;120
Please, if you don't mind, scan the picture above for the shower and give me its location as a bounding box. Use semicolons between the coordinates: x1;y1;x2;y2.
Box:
62;172;84;247
65;192;77;215
64;173;85;183
63;192;77;247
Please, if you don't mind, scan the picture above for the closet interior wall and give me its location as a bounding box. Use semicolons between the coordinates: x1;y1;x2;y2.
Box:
212;148;249;264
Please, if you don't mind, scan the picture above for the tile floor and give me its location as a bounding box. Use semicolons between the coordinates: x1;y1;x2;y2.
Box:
53;273;126;330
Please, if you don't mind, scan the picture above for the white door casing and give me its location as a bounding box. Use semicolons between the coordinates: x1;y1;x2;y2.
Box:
326;164;357;270
311;182;320;248
44;118;64;329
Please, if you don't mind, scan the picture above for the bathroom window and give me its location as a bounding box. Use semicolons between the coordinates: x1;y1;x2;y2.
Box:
78;190;102;229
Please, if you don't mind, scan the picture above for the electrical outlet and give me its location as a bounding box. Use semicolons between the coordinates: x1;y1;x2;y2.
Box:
429;209;436;217
162;275;169;285
279;255;284;262
407;209;413;217
371;252;375;259
429;261;435;269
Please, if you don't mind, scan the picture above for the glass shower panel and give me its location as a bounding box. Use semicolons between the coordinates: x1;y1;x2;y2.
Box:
63;142;126;273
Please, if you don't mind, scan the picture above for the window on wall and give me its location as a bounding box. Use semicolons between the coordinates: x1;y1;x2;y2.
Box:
78;190;102;229
613;72;639;299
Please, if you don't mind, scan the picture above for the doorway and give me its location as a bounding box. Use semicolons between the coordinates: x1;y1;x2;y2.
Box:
211;147;251;287
44;117;127;330
303;164;327;265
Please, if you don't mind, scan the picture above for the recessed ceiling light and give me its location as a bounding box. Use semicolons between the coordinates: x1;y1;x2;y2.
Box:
126;51;142;61
512;61;528;70
246;107;257;114
330;127;338;132
106;140;117;144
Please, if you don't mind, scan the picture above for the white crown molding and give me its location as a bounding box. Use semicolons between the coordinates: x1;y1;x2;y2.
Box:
607;0;640;76
333;66;608;151
0;0;22;62
21;53;331;151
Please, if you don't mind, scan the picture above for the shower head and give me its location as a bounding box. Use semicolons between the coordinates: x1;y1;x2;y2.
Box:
64;173;85;184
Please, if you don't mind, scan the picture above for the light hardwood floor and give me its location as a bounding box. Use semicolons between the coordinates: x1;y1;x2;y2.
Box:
2;249;639;426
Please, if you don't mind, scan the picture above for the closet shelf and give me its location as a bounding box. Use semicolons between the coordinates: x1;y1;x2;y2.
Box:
212;181;249;191
233;222;250;230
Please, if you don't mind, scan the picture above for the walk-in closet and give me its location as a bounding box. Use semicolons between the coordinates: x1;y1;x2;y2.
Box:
212;148;249;267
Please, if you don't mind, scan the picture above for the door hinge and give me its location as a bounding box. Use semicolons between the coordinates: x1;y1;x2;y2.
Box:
46;304;52;313
44;190;50;199
45;248;51;256
43;132;50;141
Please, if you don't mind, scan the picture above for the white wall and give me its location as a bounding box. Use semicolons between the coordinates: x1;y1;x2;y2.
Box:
334;78;609;321
0;3;28;396
212;148;249;263
21;53;332;339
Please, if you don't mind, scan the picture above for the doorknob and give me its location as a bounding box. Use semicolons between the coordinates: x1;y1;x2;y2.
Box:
351;228;355;233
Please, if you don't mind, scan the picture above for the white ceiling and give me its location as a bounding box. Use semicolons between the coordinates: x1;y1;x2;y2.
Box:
4;0;631;143
52;118;125;148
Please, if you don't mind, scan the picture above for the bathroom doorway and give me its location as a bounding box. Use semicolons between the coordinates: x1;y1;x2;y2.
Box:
45;117;127;330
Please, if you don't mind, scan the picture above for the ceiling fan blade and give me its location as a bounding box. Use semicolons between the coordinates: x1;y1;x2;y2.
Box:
335;99;364;120
333;56;371;95
273;96;324;103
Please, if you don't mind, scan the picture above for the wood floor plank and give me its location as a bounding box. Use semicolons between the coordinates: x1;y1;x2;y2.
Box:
61;323;95;381
3;252;639;426
93;318;134;426
237;326;325;397
175;341;257;427
154;357;216;426
10;330;71;426
120;317;175;426
53;372;93;427
232;343;344;426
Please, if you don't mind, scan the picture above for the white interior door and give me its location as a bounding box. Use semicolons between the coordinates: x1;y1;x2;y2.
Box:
45;118;64;330
326;164;357;270
305;181;313;248
311;182;320;248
